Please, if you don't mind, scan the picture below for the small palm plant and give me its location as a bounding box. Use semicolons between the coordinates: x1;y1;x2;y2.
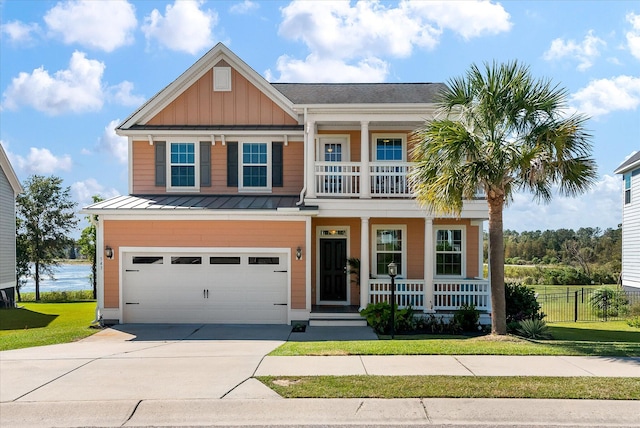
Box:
516;319;552;340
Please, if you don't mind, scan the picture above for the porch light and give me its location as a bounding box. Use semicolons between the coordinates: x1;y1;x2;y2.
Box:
105;246;114;260
296;246;302;261
388;262;397;339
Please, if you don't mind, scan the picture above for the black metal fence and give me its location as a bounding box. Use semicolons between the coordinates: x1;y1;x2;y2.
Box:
537;289;640;322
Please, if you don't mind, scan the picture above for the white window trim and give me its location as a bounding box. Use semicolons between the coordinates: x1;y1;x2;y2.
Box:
317;135;350;162
238;139;273;193
371;224;407;278
372;133;406;162
316;226;350;305
166;138;200;193
434;225;466;278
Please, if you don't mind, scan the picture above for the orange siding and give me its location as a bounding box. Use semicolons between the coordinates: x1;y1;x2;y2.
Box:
466;224;480;278
131;141;157;194
146;67;298;126
103;220;306;309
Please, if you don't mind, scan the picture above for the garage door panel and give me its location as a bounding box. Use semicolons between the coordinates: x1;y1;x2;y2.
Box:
123;251;288;324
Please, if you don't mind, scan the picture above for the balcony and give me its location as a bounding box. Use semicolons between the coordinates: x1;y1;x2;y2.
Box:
314;162;414;197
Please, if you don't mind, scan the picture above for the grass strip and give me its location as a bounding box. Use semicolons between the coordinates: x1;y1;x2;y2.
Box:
257;376;640;400
273;335;640;357
0;302;97;351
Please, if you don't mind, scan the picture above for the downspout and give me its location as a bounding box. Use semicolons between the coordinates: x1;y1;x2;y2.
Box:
296;107;308;206
88;215;100;325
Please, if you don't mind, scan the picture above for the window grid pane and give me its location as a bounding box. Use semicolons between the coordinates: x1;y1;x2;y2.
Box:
435;229;462;276
242;143;267;187
171;166;195;186
375;229;402;276
376;138;402;161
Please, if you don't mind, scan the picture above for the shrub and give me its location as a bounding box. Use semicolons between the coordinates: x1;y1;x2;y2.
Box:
19;290;94;302
414;314;452;334
516;319;552;340
452;303;480;332
589;286;628;319
627;317;640;328
505;282;544;323
360;303;415;334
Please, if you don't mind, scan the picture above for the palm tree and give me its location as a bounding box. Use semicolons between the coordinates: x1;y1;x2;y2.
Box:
410;61;597;334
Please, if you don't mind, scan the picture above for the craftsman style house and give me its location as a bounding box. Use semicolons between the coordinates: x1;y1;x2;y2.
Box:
615;152;640;291
84;44;489;325
0;144;23;308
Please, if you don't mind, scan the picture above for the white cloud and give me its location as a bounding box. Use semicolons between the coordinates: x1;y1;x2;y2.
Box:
571;75;640;117
12;147;73;174
96;119;128;164
273;0;511;82
109;81;145;106
44;0;137;52
543;30;606;71
142;0;217;54
1;20;41;44
626;12;640;60
266;53;389;83
230;0;259;14
72;178;120;207
2;51;105;115
504;175;622;232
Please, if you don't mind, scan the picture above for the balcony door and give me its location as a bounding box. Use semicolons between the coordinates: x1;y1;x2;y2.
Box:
318;136;350;194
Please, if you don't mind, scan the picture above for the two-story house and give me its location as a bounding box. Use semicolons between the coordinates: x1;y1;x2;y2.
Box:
615;151;640;292
0;144;23;308
83;43;490;326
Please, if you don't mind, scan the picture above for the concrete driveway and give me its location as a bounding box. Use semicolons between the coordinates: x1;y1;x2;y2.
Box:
1;324;291;403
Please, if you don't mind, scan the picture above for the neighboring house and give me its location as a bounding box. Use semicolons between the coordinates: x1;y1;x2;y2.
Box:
0;144;23;308
614;151;640;292
83;43;489;325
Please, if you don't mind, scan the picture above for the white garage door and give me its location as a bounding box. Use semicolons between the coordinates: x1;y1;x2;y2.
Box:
122;251;288;324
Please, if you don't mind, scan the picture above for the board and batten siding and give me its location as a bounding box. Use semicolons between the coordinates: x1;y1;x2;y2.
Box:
622;169;640;289
0;167;17;290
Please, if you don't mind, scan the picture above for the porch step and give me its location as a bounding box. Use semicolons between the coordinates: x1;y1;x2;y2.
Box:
309;310;367;327
308;317;368;327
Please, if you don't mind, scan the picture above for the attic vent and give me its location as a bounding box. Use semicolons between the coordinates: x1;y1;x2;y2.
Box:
214;66;231;91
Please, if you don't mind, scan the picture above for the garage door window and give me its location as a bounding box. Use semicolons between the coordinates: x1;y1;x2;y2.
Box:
171;256;202;264
132;256;163;264
249;257;279;265
210;256;241;264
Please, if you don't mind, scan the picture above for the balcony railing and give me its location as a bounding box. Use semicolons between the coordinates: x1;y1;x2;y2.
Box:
368;278;490;311
314;162;414;197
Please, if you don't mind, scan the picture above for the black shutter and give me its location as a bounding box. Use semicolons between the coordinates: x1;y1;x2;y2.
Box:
155;141;166;187
200;142;211;187
272;142;283;187
227;142;238;187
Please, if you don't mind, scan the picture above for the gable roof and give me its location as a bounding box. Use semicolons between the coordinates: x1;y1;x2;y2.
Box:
614;151;640;174
118;43;298;131
0;144;23;195
272;83;446;104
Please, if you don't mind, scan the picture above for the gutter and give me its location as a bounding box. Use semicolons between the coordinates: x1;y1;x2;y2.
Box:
297;107;308;206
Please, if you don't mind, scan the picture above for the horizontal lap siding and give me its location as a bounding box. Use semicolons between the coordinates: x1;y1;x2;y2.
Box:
132;141;156;194
0;169;16;287
623;171;640;284
103;220;306;310
434;219;480;278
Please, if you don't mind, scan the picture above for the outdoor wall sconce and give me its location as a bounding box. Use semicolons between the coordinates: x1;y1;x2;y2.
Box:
105;246;114;260
296;246;302;260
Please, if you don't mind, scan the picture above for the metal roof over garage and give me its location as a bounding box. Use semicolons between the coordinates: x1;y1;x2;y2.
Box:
83;194;317;212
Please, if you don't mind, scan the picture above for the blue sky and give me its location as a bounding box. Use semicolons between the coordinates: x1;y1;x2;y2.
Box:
1;0;638;234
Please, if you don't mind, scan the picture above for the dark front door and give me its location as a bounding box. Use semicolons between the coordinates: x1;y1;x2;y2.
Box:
319;238;347;301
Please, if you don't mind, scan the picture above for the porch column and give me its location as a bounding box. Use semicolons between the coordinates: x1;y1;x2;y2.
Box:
360;121;371;199
306;120;316;198
360;216;370;310
424;218;435;313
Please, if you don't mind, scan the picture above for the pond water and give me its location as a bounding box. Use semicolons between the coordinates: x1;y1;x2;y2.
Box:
20;263;92;293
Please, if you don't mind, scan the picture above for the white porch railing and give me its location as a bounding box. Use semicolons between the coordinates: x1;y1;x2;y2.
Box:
433;279;490;310
314;162;360;196
370;162;414;197
369;279;425;310
368;278;490;311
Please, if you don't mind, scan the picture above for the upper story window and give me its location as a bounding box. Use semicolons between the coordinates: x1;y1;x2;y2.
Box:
373;134;406;161
372;225;406;277
242;142;269;189
435;228;464;277
625;173;631;204
170;143;196;187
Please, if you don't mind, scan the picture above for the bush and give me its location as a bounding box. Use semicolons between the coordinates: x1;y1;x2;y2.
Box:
360;302;415;334
414;314;453;334
452;303;480;332
627;317;640;328
505;282;544;323
589;286;628;319
19;290;94;302
516;319;552;340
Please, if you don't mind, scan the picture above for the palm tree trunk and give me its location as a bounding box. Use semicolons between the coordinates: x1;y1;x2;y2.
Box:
488;194;507;335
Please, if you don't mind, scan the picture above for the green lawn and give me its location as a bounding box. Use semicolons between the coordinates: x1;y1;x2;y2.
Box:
0;302;98;351
258;376;640;400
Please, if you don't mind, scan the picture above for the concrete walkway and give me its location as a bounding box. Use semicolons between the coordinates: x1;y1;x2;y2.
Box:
1;324;639;427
